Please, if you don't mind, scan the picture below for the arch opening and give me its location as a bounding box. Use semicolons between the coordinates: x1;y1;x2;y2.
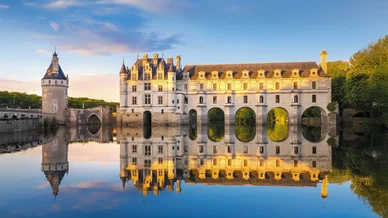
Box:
267;107;288;142
143;111;152;139
235;107;256;142
189;109;197;140
88;114;101;125
302;107;327;142
207;107;225;121
207;108;225;142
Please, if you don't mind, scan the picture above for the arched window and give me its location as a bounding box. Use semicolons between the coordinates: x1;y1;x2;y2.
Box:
199;96;204;104
294;95;298;103
259;95;264;103
227;96;232;104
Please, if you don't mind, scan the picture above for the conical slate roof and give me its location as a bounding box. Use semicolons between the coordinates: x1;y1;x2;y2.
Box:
42;51;67;80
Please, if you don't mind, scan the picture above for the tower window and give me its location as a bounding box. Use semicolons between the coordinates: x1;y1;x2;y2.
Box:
184;97;188;104
199;96;204;104
260;95;264;103
213;145;217;154
294;95;298;103
213;96;217;104
294;147;299;155
243;95;248;104
199;145;204;153
312;95;317;103
243;83;248;90
259;146;264;154
227;146;232;153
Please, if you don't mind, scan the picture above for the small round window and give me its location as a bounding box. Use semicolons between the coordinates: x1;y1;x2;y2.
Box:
260;73;263;76
276;73;280;76
244;73;248;77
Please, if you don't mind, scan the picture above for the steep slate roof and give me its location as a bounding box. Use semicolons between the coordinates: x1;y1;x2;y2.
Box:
130;57;176;80
42;52;67;80
183;61;328;79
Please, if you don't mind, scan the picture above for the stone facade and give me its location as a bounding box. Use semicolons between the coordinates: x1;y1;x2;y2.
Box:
118;51;332;126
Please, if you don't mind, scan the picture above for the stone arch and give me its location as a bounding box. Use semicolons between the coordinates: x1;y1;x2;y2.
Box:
207;107;225;121
301;106;327;142
267;107;289;142
189;109;197;140
87;114;101;125
87;124;101;135
235;107;256;142
301;106;327;124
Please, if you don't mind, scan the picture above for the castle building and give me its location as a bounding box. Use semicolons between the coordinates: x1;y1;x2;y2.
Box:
117;51;331;125
41;51;69;124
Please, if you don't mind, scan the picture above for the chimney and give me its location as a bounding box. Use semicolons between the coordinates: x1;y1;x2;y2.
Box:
320;50;327;73
176;55;181;70
167;58;173;64
153;53;158;65
142;54;148;65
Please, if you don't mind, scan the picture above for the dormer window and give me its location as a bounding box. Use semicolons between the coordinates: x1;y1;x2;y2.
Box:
309;68;319;77
144;73;150;80
274;69;282;78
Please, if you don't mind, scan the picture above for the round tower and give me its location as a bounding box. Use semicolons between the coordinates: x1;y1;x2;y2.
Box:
41;50;69;125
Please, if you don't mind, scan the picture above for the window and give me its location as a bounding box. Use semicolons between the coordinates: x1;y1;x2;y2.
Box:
312;146;317;154
312;81;316;89
227;146;232;153
227;83;232;90
312;95;317;103
158;158;163;164
294;95;298;103
184;97;188;104
158;96;163;105
294;82;298;89
161;136;164;140
158;85;163;91
184;84;188;91
243;146;248;154
260;95;264;103
158;73;163;80
243;95;248;104
213;96;217;104
200;159;204;165
145;94;151;104
177;99;179;104
172;77;174;81
132;86;137;92
144;73;151;80
145;145;151;156
144;83;151;91
132;97;137;105
132;74;137;81
259;83;264;90
276;82;280;90
227;96;232;104
161;109;164;114
132;145;137;153
132;157;137;165
199;96;204;104
276;160;280;167
312;161;317;168
294;147;299;154
294;160;298;167
213;159;217;166
158;145;163;153
172;100;174;104
228;159;232;166
259;146;264;154
199;145;204;153
243;83;248;90
213;83;217;91
200;83;204;90
276;95;280;103
260;160;264;167
244;159;248;167
144;160;151;167
276;146;280;154
184;146;188;153
213;145;217;154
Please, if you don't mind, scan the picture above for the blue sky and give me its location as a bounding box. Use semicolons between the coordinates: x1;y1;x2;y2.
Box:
1;0;388;101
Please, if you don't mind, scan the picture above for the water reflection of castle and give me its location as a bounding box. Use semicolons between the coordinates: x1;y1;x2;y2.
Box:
117;124;331;198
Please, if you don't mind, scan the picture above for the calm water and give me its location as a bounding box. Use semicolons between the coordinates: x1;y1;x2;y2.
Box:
0;123;387;218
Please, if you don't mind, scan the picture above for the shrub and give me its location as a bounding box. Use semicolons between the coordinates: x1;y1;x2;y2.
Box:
327;137;337;147
327;102;336;112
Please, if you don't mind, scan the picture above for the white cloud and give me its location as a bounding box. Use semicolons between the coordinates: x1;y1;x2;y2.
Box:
0;4;10;9
35;49;51;55
96;0;191;13
45;0;84;9
50;22;59;31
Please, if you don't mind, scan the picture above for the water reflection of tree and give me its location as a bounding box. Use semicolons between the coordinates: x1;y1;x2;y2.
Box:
302;125;322;142
235;124;256;142
330;132;388;217
208;121;225;142
267;108;288;142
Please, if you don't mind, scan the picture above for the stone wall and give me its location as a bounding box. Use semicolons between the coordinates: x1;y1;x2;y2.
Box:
68;106;114;126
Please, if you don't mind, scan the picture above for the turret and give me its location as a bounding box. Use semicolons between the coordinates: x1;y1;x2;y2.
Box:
41;50;69;125
320;50;327;73
119;61;127;84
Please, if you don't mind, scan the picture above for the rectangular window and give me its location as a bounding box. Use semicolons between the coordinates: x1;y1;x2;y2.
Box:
312;81;316;89
227;83;232;90
177;99;179;104
184;145;188;153
243;146;248;154
276;95;280;103
259;83;264;90
312;161;317;168
144;159;151;167
199;145;204;153
213;83;217;91
213;96;217;104
213;145;217;154
312;146;317;154
260;160;264;167
227;96;232;104
243;83;248;90
243;95;248;104
158;145;163;154
158;96;163;105
184;97;188;104
213;159;217;166
276;146;280;154
144;73;151;80
132;145;137;153
200;84;204;90
227;146;232;153
312;95;317;103
158;85;163;92
294;147;299;155
244;159;248;167
200;159;204;165
145;145;151;156
158;158;163;164
132;86;137;92
228;159;232;166
294;160;298;167
260;146;264;154
132;157;137;165
184;84;188;91
276;160;280;167
145;94;151;104
158;73;163;80
132;97;137;105
144;83;151;91
293;82;298;89
276;82;280;90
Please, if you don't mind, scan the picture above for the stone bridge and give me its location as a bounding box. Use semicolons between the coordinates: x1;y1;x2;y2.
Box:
68;106;114;126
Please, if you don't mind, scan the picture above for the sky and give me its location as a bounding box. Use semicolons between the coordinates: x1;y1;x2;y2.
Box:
1;0;388;102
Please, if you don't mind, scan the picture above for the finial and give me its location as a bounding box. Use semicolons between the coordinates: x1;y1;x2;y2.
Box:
123;57;124;64
54;47;56;52
136;53;139;60
162;52;164;58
